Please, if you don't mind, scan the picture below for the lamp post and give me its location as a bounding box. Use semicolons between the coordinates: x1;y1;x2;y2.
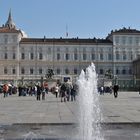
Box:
133;75;136;90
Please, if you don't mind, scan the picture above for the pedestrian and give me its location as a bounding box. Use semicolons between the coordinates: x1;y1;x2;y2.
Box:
113;84;119;98
71;84;76;101
42;87;46;100
3;84;9;98
36;83;41;101
34;85;37;96
60;83;67;102
100;86;104;95
54;84;59;98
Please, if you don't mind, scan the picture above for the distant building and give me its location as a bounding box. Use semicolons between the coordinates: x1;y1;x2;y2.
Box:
0;11;140;89
133;58;140;87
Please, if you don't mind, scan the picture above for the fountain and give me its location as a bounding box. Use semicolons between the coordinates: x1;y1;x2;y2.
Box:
77;63;104;140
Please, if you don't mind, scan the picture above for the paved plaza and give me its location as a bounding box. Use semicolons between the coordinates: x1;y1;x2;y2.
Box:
0;91;140;139
0;91;140;124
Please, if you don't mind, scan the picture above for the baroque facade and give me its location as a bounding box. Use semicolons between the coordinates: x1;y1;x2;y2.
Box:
0;11;140;89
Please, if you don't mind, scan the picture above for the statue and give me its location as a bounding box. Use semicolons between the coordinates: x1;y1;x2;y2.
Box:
46;69;54;79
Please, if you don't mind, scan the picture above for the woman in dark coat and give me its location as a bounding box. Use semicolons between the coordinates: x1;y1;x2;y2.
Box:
113;84;119;98
36;84;42;100
60;83;67;102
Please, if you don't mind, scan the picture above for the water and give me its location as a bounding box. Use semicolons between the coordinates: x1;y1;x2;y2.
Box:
77;63;104;140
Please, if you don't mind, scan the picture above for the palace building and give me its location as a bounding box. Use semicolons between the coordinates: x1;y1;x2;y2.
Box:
0;11;140;89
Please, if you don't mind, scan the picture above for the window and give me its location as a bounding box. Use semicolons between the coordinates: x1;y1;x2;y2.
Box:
74;69;78;74
4;35;8;44
135;37;139;45
13;53;16;59
39;53;43;60
122;36;126;45
129;52;133;60
12;35;17;42
57;69;60;74
57;48;60;52
99;48;103;52
123;53;127;60
116;69;120;74
108;53;112;60
30;53;34;60
100;53;103;60
83;53;87;60
12;68;16;74
21;68;25;74
4;53;8;59
4;67;8;74
91;54;95;60
39;68;42;74
66;47;69;52
99;69;104;74
128;69;132;75
122;69;126;75
21;53;25;59
74;53;78;60
115;36;119;45
74;48;78;52
30;68;34;74
91;48;95;52
128;37;132;45
116;53;120;60
65;53;69;60
57;53;60;60
83;48;86;52
48;47;51;53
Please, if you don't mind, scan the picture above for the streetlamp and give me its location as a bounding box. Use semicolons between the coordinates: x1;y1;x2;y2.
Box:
133;75;136;90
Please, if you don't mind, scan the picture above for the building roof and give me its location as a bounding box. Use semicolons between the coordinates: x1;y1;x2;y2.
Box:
113;27;140;34
106;27;140;40
0;27;21;33
20;37;112;45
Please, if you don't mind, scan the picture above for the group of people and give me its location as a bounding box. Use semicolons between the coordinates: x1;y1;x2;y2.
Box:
53;80;78;102
99;84;119;98
18;83;49;101
1;80;78;102
1;84;17;98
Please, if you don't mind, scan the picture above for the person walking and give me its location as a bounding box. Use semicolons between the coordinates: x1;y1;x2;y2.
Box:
60;83;67;102
42;86;46;100
36;83;42;101
54;84;59;98
71;84;76;101
113;84;119;98
3;84;9;98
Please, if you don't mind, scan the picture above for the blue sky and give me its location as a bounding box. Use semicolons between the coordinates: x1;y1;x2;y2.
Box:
0;0;140;38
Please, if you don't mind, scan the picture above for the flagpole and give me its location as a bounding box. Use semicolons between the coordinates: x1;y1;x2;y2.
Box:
66;24;68;38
